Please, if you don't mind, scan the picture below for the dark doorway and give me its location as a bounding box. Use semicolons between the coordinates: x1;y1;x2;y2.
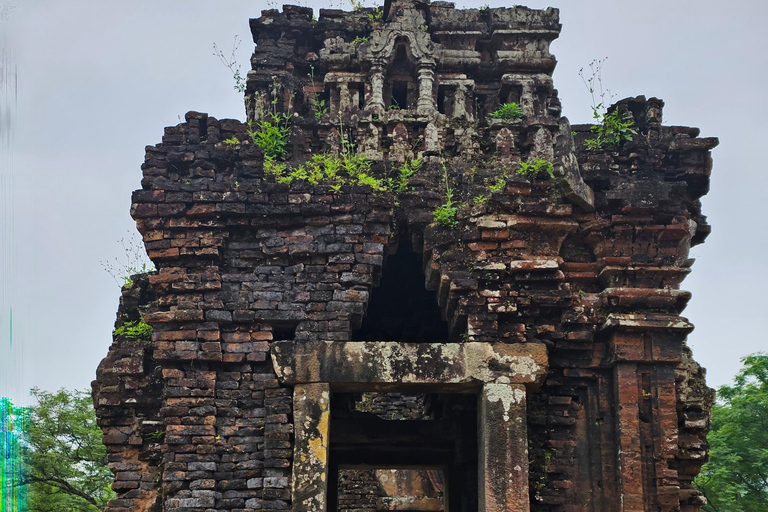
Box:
329;392;478;512
353;239;448;343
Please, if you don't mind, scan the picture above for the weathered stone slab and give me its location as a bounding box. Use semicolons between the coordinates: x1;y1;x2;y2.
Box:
479;382;530;512
292;383;331;512
271;341;548;391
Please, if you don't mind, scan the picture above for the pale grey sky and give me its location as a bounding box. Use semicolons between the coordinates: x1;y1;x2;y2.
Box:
2;0;766;404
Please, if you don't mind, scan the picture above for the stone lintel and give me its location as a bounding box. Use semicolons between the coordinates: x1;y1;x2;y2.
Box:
600;314;691;365
479;382;530;512
271;341;548;390
292;383;331;512
599;313;694;334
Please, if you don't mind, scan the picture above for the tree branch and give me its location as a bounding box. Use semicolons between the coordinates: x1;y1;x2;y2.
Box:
27;475;100;506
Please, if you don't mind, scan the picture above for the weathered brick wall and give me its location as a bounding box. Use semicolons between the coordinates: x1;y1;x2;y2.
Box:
338;470;379;512
93;274;163;512
94;2;716;511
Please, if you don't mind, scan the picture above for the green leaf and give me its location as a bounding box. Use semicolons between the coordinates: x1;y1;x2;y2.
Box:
694;353;768;511
25;388;116;511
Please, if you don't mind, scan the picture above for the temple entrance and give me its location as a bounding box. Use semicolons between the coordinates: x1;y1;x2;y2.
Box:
329;392;477;512
271;341;548;512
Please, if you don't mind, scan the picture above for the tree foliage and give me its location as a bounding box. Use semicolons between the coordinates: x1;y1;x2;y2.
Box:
695;354;768;512
24;388;114;512
1;397;30;512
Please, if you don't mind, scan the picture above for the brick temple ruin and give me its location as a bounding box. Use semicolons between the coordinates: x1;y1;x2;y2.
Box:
92;1;718;511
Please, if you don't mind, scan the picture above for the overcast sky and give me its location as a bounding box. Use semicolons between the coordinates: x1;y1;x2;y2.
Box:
1;0;766;404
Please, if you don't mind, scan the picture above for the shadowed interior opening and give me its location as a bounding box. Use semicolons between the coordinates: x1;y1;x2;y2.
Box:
338;468;446;512
353;239;448;343
329;392;478;512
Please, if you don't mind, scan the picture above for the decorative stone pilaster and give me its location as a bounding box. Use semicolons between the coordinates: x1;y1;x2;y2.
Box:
339;83;351;113
417;64;436;114
479;382;530;512
292;383;331;512
368;63;386;112
601;314;694;512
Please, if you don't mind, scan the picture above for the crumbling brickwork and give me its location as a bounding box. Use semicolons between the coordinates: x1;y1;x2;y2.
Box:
93;1;716;511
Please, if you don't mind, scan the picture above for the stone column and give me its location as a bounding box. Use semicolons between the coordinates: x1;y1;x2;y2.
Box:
292;383;331;512
614;361;644;512
479;382;529;512
368;63;386;113
602;314;692;511
417;64;436;114
339;83;351;113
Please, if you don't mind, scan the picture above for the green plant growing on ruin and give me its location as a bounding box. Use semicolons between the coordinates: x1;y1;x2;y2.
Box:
488;176;507;193
584;108;637;151
472;194;487;206
146;430;165;441
516;158;555;180
389;158;422;195
352;35;369;45
580;57;637;151
113;320;153;341
349;0;365;11
433;163;459;228
433;192;458;228
263;147;384;192
101;231;155;288
308;66;328;120
223;136;240;147
367;6;383;23
213;36;246;93
249;112;291;160
249;78;294;160
490;102;523;120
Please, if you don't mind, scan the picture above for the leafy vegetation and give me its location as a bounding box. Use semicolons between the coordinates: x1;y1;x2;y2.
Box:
516;158;555;180
248;112;292;161
694;353;768;512
367;7;383;23
488;176;506;194
433;193;458;228
352;35;369;45
100;232;155;288
579;57;636;151
1;397;29;510
388;158;422;195
489;102;523;120
113;320;153;341
264;152;421;197
248;79;294;160
583;108;637;151
308;66;328;120
213;36;246;93
433;163;458;228
23;388;115;512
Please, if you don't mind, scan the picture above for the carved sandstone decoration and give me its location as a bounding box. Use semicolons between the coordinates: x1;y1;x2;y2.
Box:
93;3;717;512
